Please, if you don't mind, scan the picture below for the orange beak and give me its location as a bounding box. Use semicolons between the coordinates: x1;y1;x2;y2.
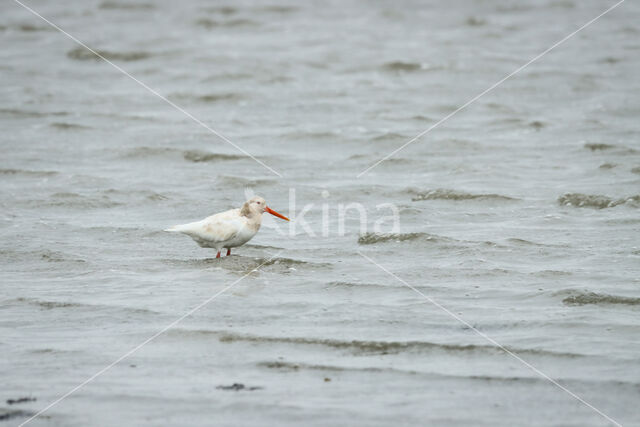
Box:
265;206;289;221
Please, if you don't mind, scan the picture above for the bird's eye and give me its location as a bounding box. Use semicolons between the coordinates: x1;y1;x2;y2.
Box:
256;201;261;204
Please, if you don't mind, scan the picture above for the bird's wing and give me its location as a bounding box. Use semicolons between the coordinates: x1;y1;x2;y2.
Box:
166;208;244;242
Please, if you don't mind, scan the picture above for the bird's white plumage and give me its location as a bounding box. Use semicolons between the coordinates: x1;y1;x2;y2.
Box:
166;208;259;251
165;196;287;256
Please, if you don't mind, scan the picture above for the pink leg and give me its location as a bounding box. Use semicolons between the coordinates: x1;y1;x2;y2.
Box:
226;248;231;256
216;251;221;258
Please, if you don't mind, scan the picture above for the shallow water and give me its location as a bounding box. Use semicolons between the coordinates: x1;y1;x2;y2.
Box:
1;0;639;426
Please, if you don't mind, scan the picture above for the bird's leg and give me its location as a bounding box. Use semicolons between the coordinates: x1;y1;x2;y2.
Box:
226;248;231;256
216;251;221;258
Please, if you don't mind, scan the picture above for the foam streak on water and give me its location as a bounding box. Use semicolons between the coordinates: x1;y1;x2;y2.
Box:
1;0;639;426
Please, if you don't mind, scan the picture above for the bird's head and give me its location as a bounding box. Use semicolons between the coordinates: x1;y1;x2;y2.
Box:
241;196;289;221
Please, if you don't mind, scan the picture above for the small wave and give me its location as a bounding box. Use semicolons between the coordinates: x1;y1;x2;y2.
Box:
584;143;616;151
0;249;85;265
171;92;244;103
202;5;297;15
326;281;384;289
40;250;86;264
562;292;640;306
13;24;52;32
103;188;168;202
558;193;614;209
0;108;68;118
92;112;160;122
0;23;50;32
486;102;517;113
531;270;572;277
381;61;422;72
488;117;524;128
506;238;541;246
203;6;238;14
199;93;243;103
6;397;36;405
121;146;180;159
465;16;486;26
558;193;640;209
529;120;545;130
215;331;581;358
431;138;481;151
253;257;315;268
216;383;262;391
195;18;258;29
410;114;434;122
0;409;36;422
257;361;601;386
67;47;151;62
600;57;621;64
147;192;168;201
631;167;640;174
411;189;516;202
243;243;284;250
183;150;244;163
30;348;76;354
216;175;276;187
283;130;340;140
15;297;85;310
201;72;253;82
599;163;616;169
50;122;90;130
120;147;244;163
258;360;387;374
381;157;412;165
583;142;637;154
234;256;331;273
371;132;408;142
13;297;159;315
260;75;293;84
257;5;297;14
0;168;57;177
358;232;447;245
167;256;329;273
219;333;479;354
259;360;622;387
506;238;567;249
45;192;121;209
257;361;573;386
259;360;337;372
31;301;79;309
99;1;154;9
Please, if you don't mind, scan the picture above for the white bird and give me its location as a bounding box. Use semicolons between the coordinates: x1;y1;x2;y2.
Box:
165;196;289;258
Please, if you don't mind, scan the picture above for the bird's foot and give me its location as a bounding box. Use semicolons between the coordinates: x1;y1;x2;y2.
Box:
216;251;221;258
226;249;231;256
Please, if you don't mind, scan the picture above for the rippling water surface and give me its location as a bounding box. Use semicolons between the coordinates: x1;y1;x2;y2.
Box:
1;0;639;426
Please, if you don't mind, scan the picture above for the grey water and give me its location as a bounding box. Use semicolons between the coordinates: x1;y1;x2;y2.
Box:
1;0;639;426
